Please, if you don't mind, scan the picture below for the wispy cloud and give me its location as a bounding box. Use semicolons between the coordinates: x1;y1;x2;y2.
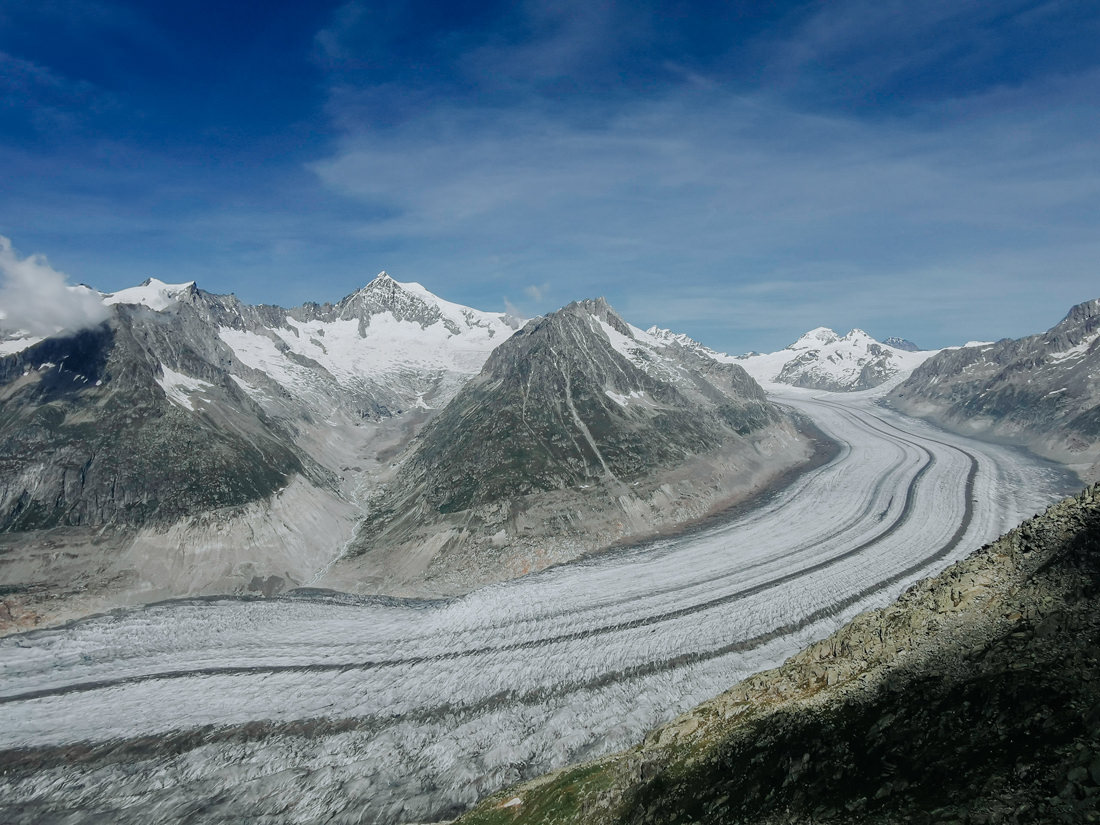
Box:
3;0;1098;354
0;235;108;335
310;69;1100;349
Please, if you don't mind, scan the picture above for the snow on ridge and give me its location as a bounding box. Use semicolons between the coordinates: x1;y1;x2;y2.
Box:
595;316;647;365
155;365;213;411
641;324;742;365
104;278;195;311
734;326;937;392
356;271;519;334
216;279;521;410
789;327;840;349
1049;331;1100;363
605;389;648;407
0;334;44;356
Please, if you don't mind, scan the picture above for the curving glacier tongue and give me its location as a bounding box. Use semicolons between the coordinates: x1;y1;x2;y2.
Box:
0;388;1075;825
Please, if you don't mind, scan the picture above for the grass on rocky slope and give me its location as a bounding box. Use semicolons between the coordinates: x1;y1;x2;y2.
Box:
457;484;1100;825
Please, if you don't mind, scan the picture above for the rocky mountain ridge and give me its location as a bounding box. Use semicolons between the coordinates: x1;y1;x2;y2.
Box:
1;276;819;629
321;298;816;596
887;297;1100;482
458;482;1100;825
0;273;522;631
882;336;920;352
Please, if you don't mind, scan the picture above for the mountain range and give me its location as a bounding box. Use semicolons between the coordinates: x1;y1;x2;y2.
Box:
735;326;934;392
323;297;815;596
3;275;1099;633
1;274;819;627
0;273;518;628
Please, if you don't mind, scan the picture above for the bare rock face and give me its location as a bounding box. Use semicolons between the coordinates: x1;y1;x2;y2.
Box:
0;308;308;531
327;298;815;596
887;297;1100;482
882;336;920;352
457;483;1100;825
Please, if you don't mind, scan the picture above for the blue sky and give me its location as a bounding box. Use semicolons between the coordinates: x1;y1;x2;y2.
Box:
1;0;1098;352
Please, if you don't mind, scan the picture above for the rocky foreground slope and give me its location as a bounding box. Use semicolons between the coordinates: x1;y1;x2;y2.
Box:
887;298;1100;482
322;299;817;596
458;483;1100;825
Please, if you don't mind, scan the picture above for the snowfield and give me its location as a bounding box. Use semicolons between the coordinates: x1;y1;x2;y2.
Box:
0;388;1074;825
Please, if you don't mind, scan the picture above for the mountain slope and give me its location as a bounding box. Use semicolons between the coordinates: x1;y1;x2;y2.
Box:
0;273;519;632
458;483;1100;825
737;327;934;392
321;299;818;596
887;297;1100;481
0;308;309;531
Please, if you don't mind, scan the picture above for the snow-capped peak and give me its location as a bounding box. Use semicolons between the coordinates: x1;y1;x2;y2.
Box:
103;278;196;311
215;272;524;416
842;328;878;346
789;327;840;350
736;325;937;393
339;271;518;336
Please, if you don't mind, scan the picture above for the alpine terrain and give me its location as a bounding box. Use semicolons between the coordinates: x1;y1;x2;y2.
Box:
0;273;520;631
888;298;1100;482
457;483;1100;825
734;327;934;392
1;275;822;629
320;298;817;596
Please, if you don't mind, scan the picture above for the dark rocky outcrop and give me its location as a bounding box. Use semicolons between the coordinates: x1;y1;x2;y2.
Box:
882;336;920;352
458;483;1100;825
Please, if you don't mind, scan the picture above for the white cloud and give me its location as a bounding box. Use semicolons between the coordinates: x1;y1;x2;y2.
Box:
308;65;1100;352
0;236;108;335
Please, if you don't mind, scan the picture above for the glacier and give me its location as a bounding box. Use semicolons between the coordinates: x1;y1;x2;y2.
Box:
0;384;1075;825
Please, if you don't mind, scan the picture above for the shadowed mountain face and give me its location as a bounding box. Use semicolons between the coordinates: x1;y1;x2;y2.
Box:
882;336;920;352
888;298;1100;482
457;483;1100;825
329;298;813;596
0;309;306;531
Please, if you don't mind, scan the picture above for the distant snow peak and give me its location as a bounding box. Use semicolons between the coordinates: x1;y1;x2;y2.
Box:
843;328;876;345
789;327;840;350
737;325;936;392
338;271;515;340
103;278;196;311
210;274;522;416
